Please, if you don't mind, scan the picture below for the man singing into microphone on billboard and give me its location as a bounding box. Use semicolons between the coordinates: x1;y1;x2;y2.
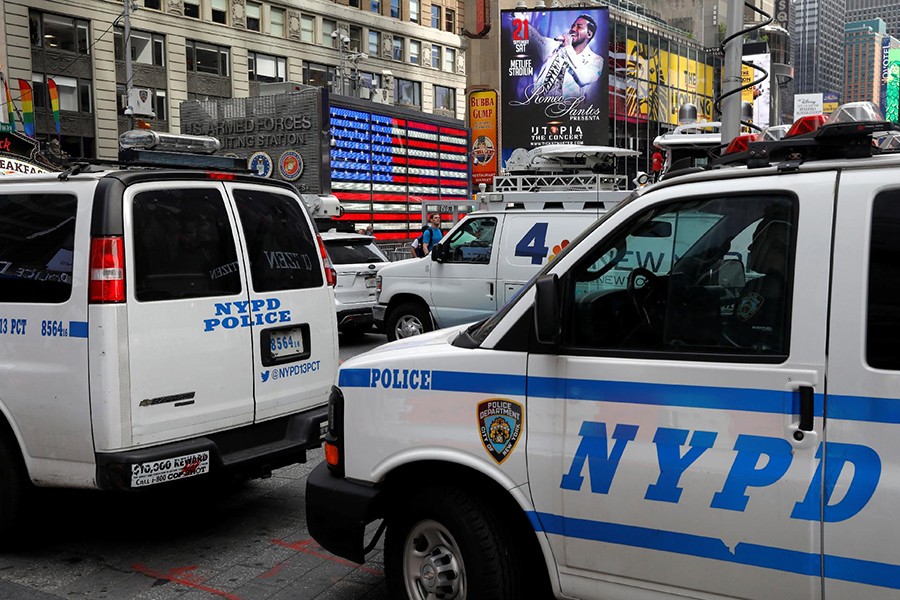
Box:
531;14;604;98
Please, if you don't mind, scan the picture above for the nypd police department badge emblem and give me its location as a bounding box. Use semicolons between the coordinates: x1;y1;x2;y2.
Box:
477;399;523;464
737;292;765;321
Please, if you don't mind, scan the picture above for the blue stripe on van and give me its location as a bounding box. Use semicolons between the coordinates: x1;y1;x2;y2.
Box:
827;394;900;424
69;321;88;338
529;511;900;589
337;369;900;425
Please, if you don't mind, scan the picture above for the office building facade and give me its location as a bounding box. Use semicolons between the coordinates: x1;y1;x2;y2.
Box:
0;0;467;160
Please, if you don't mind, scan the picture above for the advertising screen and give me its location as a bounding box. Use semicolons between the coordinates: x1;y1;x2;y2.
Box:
500;8;609;167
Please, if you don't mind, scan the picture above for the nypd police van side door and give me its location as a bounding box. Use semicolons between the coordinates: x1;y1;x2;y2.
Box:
527;174;836;599
226;184;337;422
823;171;900;598
429;215;500;328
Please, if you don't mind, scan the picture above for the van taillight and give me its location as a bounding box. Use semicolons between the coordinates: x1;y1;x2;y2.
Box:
89;236;125;303
316;234;337;287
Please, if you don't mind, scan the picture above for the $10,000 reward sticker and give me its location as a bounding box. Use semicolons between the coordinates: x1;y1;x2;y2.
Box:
131;451;210;487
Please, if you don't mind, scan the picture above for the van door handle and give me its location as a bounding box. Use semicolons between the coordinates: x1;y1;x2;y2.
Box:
798;386;814;431
487;282;494;300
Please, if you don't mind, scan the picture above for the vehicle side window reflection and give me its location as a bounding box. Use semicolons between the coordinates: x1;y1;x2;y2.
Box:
563;195;796;358
444;217;496;264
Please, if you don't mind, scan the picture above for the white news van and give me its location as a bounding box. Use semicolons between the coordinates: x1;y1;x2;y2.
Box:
307;103;900;599
0;133;338;543
374;145;637;341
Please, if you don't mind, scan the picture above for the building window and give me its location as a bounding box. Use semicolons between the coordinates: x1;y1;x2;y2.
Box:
114;29;166;66
410;0;419;23
32;74;91;112
270;7;285;36
433;85;455;111
349;26;362;51
360;72;382;91
392;36;404;61
410;40;420;65
349;0;360;6
369;30;381;55
323;19;337;47
395;78;421;107
144;0;161;9
391;0;400;18
29;11;90;54
301;15;314;43
303;61;336;87
248;52;287;82
184;0;200;18
431;5;440;28
186;40;230;76
246;2;261;31
444;47;455;72
212;0;228;24
371;0;381;14
445;8;455;32
431;44;441;68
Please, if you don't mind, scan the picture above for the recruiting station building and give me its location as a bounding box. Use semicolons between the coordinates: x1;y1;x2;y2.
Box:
181;87;470;240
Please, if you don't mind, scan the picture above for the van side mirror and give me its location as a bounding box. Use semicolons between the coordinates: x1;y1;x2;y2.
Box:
534;274;561;344
431;243;445;262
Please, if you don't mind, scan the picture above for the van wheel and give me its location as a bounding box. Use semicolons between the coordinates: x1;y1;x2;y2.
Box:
0;435;26;547
385;486;522;600
386;303;432;342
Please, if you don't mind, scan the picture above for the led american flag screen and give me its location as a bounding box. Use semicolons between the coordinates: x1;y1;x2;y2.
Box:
329;105;471;240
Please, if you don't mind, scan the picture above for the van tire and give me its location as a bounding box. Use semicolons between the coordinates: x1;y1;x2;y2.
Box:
0;434;26;547
384;486;523;600
385;303;432;342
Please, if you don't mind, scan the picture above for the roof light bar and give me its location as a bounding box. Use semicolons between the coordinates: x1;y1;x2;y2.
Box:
723;133;758;156
785;115;826;138
119;130;221;154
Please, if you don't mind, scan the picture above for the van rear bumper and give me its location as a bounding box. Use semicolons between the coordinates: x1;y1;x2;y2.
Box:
305;462;382;563
95;408;327;490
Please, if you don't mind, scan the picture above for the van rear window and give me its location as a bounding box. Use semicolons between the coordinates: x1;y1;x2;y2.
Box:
324;239;388;265
233;189;323;292
0;194;77;303
132;188;243;301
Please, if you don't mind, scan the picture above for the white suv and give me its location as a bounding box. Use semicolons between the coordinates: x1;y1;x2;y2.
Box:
321;232;390;338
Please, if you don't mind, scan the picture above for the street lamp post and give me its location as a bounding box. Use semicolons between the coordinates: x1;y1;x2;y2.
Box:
331;30;351;95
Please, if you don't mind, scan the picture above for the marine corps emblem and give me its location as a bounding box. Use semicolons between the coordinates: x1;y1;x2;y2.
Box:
736;292;764;321
477;399;523;464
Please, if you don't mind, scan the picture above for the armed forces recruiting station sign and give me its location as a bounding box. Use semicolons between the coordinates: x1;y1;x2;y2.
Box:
477;399;523;464
499;7;610;168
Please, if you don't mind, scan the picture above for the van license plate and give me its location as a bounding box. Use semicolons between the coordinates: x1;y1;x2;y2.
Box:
365;276;376;288
131;451;210;487
270;327;305;358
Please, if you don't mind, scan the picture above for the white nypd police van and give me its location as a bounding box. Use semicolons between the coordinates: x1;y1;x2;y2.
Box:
0;133;338;543
375;145;636;341
307;103;900;599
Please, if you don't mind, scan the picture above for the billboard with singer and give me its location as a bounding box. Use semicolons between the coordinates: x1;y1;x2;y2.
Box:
500;8;609;167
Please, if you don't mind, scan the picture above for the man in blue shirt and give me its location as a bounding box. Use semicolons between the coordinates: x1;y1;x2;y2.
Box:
423;213;443;253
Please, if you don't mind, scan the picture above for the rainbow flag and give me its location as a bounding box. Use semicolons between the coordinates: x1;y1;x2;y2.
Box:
17;79;34;137
47;78;60;136
3;76;14;130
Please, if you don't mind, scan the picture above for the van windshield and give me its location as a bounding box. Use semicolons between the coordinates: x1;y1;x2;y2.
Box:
465;190;642;345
